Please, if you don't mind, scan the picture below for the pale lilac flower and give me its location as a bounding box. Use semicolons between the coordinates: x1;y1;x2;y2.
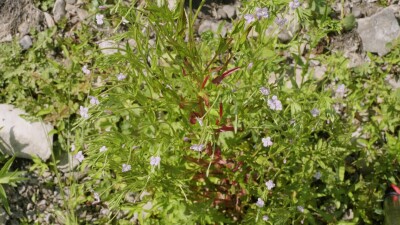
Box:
314;171;322;180
311;108;320;117
335;84;346;98
79;106;89;119
263;215;269;221
96;14;104;25
289;0;301;9
190;144;205;152
267;95;283;111
297;205;305;213
98;5;107;10
89;96;100;105
150;156;161;166
244;14;255;24
74;151;84;162
122;163;131;172
248;62;253;69
283;158;287;164
99;146;107;152
117;73;126;81
255;7;269;19
275;17;287;27
256;198;265;207
93;192;101;204
265;180;275;190
262;137;273;147
82;65;91;75
71;143;76;152
260;87;270;96
196;117;203;126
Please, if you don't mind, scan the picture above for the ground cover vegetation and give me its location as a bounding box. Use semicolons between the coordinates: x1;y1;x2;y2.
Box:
1;0;400;224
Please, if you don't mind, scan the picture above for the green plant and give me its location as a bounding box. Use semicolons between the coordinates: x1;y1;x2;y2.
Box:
0;157;27;214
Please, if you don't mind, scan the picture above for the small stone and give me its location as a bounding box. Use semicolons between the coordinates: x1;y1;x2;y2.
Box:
222;5;236;19
352;6;362;18
66;0;76;4
216;8;228;19
53;0;66;22
37;200;47;212
76;8;89;21
19;35;32;50
44;12;55;28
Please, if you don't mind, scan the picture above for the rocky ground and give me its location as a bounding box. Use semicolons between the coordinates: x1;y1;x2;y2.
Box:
1;0;400;224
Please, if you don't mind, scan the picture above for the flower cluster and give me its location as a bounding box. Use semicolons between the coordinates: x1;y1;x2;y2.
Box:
289;0;301;10
96;14;104;25
79;106;89;119
150;156;161;166
244;7;269;24
267;95;283;111
122;163;131;172
117;73;127;81
190;144;205;152
262;137;273;147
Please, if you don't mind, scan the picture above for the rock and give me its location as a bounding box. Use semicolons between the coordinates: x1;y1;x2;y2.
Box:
352;5;362;18
98;40;126;55
0;104;53;161
76;8;89;21
198;20;230;37
357;5;400;56
216;8;228;19
57;151;80;173
19;35;32;50
222;5;236;19
53;0;66;23
66;0;76;4
43;12;55;28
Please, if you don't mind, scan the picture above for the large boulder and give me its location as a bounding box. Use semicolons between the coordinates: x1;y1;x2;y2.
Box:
357;5;400;56
0;104;53;161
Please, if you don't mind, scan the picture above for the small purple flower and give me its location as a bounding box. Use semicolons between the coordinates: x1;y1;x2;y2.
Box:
89;96;100;105
190;144;205;152
248;62;253;69
117;73;126;81
260;87;270;96
122;163;131;172
79;106;89;119
335;84;346;98
150;156;161;166
263;215;269;221
275;17;287;27
255;7;269;19
99;146;107;152
74;151;84;162
256;198;265;207
289;0;301;10
297;205;305;213
314;171;322;180
96;14;104;25
244;14;255;24
82;65;91;75
310;108;320;117
262;137;273;147
265;180;275;190
267;95;283;111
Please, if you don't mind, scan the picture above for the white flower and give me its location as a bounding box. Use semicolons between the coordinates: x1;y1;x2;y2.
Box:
297;205;305;213
99;146;107;152
256;198;265;207
93;192;100;204
117;73;126;81
310;108;320;117
74;151;84;162
255;7;269;19
71;143;75;152
122;17;129;24
89;96;100;105
263;215;269;221
260;87;270;96
190;144;205;152
96;14;104;25
122;163;131;172
267;95;283;111
314;171;322;180
79;106;89;119
150;156;161;166
82;65;91;75
196;117;203;126
265;180;275;190
262;137;273;147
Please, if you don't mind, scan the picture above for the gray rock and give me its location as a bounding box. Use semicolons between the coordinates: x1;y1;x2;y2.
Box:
357;5;400;56
76;8;89;21
52;0;66;22
65;0;76;4
0;104;53;161
44;12;55;28
98;40;126;55
216;8;228;19
57;151;80;173
19;35;32;50
352;5;362;18
222;5;236;19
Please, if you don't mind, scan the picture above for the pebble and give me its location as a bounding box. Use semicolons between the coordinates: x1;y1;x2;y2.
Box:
53;0;66;22
222;5;236;19
19;35;32;50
